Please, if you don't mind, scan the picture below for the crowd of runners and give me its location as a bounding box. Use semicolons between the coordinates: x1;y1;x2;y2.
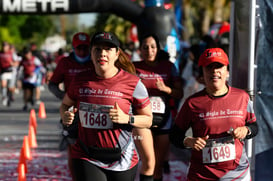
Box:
0;28;258;181
0;41;67;110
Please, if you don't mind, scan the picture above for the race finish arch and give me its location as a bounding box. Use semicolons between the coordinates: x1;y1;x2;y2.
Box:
0;0;181;68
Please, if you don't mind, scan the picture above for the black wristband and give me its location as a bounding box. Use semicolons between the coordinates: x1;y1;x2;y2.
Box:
128;116;135;125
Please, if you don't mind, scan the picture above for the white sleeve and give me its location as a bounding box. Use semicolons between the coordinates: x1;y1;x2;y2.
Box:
133;80;149;99
34;56;42;66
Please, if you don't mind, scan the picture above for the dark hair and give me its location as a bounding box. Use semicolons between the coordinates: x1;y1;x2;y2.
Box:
58;48;64;55
157;49;170;62
201;35;217;49
139;33;169;62
139;33;161;50
2;41;9;47
22;46;31;55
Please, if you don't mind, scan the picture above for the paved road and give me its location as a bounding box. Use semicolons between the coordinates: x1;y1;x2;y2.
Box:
0;86;72;180
0;86;62;150
0;85;190;180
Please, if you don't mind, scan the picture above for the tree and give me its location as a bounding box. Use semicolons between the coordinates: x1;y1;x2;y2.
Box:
0;15;55;49
182;0;230;42
90;13;132;47
19;15;54;45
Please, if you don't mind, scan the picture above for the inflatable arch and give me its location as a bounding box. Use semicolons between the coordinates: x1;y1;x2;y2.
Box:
0;0;181;66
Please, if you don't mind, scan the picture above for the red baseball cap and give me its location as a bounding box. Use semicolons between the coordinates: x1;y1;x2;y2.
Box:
72;32;90;48
198;48;229;67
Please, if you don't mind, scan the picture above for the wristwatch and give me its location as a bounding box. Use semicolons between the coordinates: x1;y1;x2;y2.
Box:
129;116;135;125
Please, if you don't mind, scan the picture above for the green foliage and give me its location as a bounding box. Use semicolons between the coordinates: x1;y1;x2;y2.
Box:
0;15;54;49
91;13;132;46
19;16;54;44
0;27;12;42
89;13;111;34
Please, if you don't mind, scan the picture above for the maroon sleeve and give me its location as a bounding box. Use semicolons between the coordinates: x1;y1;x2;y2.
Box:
50;58;65;84
66;77;77;101
175;99;192;132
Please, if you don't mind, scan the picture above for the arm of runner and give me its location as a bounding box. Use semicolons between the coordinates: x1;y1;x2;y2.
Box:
229;122;258;140
245;122;258;139
60;93;77;126
155;78;172;94
170;124;209;151
155;78;183;99
183;135;209;151
109;102;152;128
48;81;65;100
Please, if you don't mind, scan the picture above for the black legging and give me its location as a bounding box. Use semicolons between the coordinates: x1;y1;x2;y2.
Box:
71;158;138;181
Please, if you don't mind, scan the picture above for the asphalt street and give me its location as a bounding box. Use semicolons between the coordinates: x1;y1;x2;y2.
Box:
0;86;62;150
0;86;71;180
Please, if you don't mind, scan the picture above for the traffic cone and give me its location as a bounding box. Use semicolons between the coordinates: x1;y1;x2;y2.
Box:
38;102;46;119
18;163;26;181
28;125;38;148
17;147;28;174
29;109;37;134
22;136;32;160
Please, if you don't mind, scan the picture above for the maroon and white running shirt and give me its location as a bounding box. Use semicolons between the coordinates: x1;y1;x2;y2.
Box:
134;60;180;128
50;55;93;91
67;69;150;171
175;86;256;180
133;60;180;98
0;51;13;69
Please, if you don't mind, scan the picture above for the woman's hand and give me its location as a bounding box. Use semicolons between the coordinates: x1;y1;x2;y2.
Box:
109;102;130;124
228;126;249;140
155;78;172;94
184;135;209;151
62;107;77;126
